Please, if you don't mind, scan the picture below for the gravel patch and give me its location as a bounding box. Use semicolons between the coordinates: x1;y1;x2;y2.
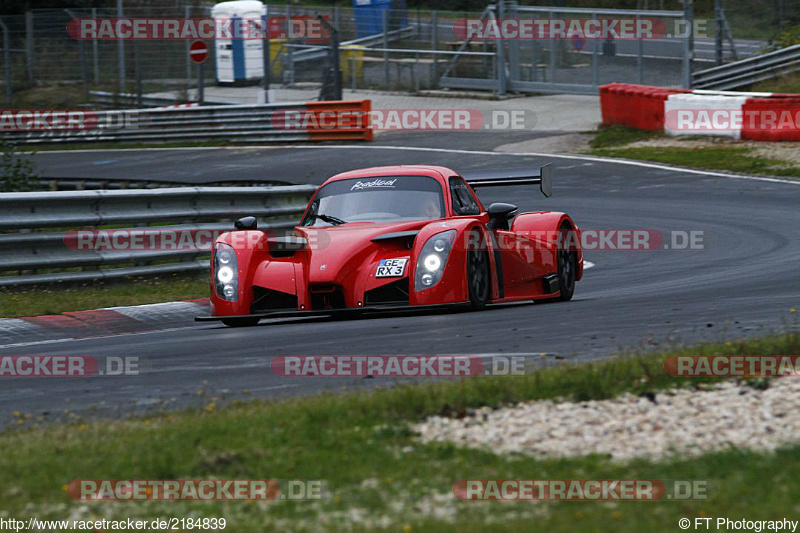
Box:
415;378;800;461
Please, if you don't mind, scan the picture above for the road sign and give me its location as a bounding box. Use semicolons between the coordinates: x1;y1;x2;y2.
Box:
190;40;209;64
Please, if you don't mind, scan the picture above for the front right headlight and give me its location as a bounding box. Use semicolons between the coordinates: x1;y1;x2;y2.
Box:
213;242;238;301
414;230;456;291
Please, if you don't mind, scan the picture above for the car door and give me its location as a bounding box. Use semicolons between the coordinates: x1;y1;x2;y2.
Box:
448;176;536;298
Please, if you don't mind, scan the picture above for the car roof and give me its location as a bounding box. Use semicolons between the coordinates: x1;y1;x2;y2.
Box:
323;165;458;186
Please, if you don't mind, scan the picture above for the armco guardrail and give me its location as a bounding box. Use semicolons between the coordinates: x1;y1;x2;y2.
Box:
89;91;212;109
1;100;373;145
0;185;315;286
692;44;800;90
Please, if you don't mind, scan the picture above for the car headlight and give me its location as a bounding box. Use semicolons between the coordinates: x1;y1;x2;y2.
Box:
214;242;238;301
414;230;456;291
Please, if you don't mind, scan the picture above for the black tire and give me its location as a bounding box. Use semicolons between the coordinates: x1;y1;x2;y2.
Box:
467;230;490;309
556;222;577;302
221;318;261;327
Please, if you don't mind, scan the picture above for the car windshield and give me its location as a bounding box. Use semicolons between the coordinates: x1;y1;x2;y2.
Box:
302;175;445;226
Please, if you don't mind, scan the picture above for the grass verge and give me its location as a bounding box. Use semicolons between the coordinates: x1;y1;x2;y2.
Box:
752;71;800;93
586;125;800;178
0;273;208;317
1;327;799;531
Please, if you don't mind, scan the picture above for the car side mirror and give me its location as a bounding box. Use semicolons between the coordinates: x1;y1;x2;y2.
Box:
234;216;257;230
487;203;518;230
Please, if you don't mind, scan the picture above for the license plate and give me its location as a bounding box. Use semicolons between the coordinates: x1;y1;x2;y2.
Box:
375;258;408;278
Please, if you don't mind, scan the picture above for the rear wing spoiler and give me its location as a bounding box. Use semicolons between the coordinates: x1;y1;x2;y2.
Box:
462;164;553;197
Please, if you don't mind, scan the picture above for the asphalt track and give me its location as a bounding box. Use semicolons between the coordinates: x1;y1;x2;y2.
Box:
5;139;800;422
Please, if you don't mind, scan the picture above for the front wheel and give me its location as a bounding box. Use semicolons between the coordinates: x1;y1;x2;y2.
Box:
221;318;261;327
467;230;490;309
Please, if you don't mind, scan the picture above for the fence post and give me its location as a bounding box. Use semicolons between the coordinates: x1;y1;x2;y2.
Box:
185;5;191;94
548;10;556;86
495;0;506;95
66;10;90;103
262;10;271;103
0;18;11;103
432;11;438;88
25;11;34;85
383;9;389;87
286;1;294;84
507;1;519;91
334;6;340;33
636;13;643;84
117;0;126;93
91;8;99;83
592;12;599;89
682;0;694;88
134;41;142;107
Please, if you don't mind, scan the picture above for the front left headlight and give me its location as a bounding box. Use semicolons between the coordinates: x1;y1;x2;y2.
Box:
414;230;456;291
214;242;238;301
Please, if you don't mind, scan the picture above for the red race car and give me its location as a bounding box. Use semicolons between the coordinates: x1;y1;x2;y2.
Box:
196;164;583;327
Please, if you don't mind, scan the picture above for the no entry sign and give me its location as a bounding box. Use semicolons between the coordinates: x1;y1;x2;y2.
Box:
189;40;209;64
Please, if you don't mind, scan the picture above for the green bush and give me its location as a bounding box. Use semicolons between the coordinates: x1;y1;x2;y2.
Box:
0;140;38;192
775;24;800;47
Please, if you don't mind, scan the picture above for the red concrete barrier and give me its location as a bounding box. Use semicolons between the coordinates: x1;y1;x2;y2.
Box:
740;97;800;142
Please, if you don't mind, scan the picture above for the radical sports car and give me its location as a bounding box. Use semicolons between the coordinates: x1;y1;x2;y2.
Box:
196;164;583;327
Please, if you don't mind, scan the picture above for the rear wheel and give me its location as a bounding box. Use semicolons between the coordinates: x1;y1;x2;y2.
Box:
222;318;260;327
467;230;490;309
556;222;577;301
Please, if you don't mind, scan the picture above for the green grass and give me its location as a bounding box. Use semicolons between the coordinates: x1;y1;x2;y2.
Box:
2;326;799;531
587;125;659;149
752;71;800;93
586;125;800;178
0;273;208;317
591;146;800;177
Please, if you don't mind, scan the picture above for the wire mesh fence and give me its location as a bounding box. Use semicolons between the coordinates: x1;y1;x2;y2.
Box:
0;1;791;107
